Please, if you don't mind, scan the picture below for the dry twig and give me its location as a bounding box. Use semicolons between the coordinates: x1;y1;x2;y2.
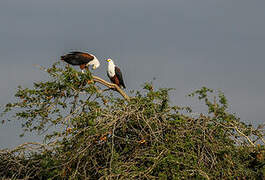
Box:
92;75;130;101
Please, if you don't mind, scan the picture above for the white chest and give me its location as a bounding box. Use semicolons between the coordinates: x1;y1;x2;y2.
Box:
108;63;115;77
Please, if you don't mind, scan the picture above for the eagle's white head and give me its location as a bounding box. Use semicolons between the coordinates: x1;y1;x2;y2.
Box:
92;57;100;70
106;58;114;63
90;55;100;70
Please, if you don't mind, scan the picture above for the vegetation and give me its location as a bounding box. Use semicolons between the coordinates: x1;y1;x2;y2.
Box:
0;62;264;179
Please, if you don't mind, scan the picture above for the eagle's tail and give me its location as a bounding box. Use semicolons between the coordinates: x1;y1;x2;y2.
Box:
121;83;126;89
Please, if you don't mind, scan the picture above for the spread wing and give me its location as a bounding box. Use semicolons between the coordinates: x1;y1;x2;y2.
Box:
61;51;94;65
115;66;126;88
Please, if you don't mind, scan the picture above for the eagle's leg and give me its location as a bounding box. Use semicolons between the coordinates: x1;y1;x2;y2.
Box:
80;64;86;74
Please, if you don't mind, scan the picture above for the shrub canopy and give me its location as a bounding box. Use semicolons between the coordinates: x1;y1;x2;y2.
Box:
0;62;264;179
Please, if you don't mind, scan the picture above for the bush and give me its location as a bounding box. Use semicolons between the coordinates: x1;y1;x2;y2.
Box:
1;62;264;179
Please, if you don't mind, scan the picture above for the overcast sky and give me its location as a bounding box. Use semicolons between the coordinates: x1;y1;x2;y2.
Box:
1;0;265;148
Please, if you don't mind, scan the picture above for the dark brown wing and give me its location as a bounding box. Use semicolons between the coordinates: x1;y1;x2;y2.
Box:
109;76;120;86
61;51;94;65
115;66;126;88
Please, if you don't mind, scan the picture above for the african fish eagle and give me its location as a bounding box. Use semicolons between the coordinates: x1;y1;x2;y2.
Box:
61;51;100;73
107;58;126;89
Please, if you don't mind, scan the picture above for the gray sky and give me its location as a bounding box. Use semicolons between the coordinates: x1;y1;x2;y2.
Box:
1;0;265;148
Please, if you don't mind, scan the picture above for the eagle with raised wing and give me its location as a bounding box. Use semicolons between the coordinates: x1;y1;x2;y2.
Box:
61;51;100;73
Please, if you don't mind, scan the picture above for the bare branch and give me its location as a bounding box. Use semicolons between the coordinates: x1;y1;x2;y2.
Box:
231;124;255;147
92;75;130;101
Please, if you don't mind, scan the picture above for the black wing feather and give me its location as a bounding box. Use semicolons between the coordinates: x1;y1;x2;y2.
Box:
61;51;94;65
115;66;126;88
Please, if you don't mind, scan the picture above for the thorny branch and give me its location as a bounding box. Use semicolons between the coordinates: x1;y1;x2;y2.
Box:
92;75;130;101
231;124;255;146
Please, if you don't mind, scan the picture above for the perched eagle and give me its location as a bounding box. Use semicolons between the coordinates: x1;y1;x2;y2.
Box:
61;51;100;73
107;59;126;89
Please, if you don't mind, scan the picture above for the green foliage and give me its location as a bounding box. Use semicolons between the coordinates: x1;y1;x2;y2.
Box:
0;62;264;179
